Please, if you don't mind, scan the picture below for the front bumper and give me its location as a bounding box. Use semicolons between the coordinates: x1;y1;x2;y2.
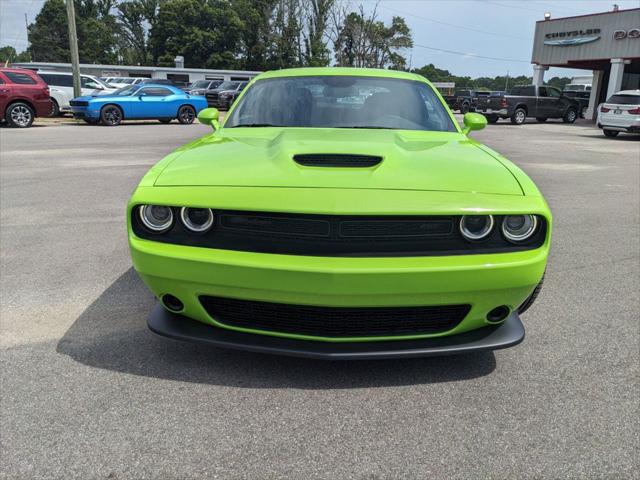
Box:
149;303;525;359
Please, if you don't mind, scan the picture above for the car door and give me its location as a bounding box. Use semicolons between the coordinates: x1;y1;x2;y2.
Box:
536;87;554;117
136;87;175;118
0;75;9;118
546;87;564;117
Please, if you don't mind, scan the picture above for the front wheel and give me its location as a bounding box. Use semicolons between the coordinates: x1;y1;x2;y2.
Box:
6;102;35;128
486;115;499;124
177;105;196;124
563;108;577;123
603;129;619;138
510;108;526;125
100;105;123;126
460;103;469;114
535;117;547;123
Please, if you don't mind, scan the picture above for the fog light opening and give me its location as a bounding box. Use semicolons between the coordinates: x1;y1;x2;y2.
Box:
487;305;510;323
162;294;184;312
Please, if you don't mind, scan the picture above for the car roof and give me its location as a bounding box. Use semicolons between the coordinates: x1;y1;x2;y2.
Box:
254;67;427;83
0;67;40;75
614;90;640;96
138;83;179;90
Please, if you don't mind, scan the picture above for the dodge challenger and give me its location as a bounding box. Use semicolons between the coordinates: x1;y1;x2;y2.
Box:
70;83;208;126
128;68;551;359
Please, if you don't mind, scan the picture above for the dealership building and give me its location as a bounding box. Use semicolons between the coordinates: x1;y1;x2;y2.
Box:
531;7;640;120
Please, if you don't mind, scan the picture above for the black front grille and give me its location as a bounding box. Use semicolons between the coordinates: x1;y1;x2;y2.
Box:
294;154;382;167
200;296;470;338
131;209;547;257
70;100;88;106
206;93;219;101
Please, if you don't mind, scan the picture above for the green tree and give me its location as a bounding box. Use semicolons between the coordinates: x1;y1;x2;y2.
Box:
0;46;30;64
335;7;412;69
117;0;164;65
304;0;335;67
232;0;278;71
150;0;243;69
27;0;119;64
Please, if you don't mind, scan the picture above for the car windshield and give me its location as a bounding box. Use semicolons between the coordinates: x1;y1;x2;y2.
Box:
113;85;142;96
225;76;457;132
606;94;640;105
218;81;240;90
93;77;114;89
191;80;211;89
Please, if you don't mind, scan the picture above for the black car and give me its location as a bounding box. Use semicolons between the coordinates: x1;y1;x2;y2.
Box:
475;85;580;125
562;89;590;117
205;81;248;110
184;79;223;95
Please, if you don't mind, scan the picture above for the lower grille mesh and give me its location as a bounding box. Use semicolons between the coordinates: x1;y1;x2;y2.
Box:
200;296;470;338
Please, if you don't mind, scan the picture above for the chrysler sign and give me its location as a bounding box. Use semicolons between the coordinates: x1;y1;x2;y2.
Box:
544;28;601;46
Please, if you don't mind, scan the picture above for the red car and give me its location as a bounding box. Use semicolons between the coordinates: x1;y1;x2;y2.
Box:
0;67;51;128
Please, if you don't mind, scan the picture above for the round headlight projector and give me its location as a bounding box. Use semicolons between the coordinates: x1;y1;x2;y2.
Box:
502;215;537;242
460;215;494;241
139;205;173;232
180;207;214;233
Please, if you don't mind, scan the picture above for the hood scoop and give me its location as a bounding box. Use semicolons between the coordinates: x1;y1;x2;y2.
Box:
293;154;382;168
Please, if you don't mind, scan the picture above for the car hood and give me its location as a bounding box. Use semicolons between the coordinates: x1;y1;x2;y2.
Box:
154;128;523;195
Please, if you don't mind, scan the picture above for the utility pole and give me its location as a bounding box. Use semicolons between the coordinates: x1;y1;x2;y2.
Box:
65;0;81;97
504;70;510;92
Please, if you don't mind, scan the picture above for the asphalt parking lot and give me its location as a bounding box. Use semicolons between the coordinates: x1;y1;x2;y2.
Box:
1;117;638;479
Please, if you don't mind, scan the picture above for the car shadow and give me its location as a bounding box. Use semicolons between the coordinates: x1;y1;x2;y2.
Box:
56;268;496;389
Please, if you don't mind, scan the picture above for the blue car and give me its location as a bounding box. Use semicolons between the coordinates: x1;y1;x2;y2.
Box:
69;84;208;126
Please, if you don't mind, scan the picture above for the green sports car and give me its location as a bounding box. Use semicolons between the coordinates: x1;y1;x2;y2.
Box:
128;67;551;359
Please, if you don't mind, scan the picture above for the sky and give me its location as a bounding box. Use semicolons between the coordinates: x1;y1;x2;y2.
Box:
1;0;639;79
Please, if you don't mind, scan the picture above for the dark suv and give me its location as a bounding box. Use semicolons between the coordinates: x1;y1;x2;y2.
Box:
205;81;248;110
0;68;51;128
185;79;223;95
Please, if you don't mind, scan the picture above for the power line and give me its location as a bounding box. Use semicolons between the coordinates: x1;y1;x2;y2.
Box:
413;42;530;63
379;3;528;40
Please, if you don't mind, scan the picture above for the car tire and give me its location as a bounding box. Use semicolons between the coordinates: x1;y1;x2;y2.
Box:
510;108;526;125
460;103;469;114
50;99;60;117
177;105;196;124
6;102;35;128
100;105;123;126
487;115;499;124
159;118;172;124
562;108;577;124
603;129;619;138
535;117;547;123
518;273;544;315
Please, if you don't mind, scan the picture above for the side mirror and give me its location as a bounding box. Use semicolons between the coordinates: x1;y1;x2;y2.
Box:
198;107;220;130
462;112;487;135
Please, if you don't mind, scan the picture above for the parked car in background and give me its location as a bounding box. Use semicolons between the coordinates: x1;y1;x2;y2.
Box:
106;77;145;88
451;89;479;114
38;71;117;114
0;67;51;127
597;90;640;137
205;81;248;110
475;85;580;125
69;83;208;126
562;87;590;117
48;86;73;116
184;79;223;95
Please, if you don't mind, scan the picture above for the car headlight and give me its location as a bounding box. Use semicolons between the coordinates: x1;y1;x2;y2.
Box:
459;215;494;241
180;207;214;233
139;205;173;232
502;215;538;242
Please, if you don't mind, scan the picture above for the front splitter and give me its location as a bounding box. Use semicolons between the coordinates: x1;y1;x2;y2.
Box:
148;304;525;360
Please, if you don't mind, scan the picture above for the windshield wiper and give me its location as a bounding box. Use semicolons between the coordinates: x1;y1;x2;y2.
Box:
338;125;400;129
228;123;282;128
